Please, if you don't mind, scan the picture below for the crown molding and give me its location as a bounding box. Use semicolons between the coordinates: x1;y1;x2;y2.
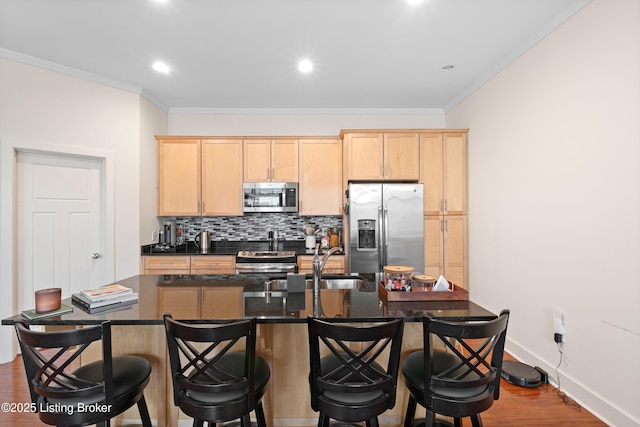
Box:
168;107;444;116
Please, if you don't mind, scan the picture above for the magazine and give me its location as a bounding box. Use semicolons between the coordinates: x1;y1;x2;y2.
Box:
80;284;133;302
21;303;73;320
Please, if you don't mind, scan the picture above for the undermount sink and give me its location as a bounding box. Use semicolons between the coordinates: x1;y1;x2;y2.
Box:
243;275;370;297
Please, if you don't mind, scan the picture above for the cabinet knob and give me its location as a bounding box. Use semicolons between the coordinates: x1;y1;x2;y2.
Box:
91;252;101;260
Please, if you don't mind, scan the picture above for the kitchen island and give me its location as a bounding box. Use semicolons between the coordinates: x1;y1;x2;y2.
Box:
3;274;495;427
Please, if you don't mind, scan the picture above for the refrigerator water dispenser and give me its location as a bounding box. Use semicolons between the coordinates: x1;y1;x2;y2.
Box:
357;219;377;250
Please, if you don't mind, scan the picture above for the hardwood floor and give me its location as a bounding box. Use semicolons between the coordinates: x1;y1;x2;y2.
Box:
0;354;607;427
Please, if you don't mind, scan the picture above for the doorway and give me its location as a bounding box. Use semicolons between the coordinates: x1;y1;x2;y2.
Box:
16;151;107;310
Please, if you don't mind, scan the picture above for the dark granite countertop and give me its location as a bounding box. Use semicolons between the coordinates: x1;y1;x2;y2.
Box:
2;274;495;326
141;240;329;256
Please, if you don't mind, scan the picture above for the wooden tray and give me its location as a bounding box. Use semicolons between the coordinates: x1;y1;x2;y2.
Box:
378;282;468;302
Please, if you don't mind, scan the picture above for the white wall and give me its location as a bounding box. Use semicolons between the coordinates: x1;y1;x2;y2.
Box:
0;58;156;362
168;109;445;136
139;97;168;245
446;1;640;425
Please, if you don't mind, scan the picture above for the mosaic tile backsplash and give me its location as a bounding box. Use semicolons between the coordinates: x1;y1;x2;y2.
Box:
167;214;343;242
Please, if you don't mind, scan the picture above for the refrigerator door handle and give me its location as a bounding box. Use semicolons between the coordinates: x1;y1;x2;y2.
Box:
383;203;389;266
378;204;384;269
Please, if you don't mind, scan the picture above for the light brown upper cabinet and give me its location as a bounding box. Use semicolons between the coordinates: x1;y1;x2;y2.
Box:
157;138;201;216
298;138;343;215
343;132;420;181
157;137;243;216
420;131;467;215
243;139;298;182
202;139;244;216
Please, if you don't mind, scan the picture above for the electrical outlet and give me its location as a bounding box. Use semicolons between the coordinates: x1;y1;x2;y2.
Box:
553;309;565;342
151;230;157;242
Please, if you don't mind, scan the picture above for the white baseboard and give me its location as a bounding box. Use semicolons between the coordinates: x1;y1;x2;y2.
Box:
506;337;639;427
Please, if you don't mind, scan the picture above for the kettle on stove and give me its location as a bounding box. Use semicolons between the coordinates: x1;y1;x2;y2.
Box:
194;230;211;253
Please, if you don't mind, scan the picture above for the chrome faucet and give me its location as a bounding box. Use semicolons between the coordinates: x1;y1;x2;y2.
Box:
312;244;342;317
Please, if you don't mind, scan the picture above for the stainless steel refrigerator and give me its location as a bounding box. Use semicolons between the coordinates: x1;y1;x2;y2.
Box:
347;183;424;274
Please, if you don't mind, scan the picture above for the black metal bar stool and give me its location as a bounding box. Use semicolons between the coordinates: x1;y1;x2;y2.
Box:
163;314;271;427
402;310;510;427
307;317;405;427
14;320;152;427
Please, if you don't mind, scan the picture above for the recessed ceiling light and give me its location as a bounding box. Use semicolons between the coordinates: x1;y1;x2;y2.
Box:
407;0;423;4
152;61;170;74
442;65;454;70
298;59;313;73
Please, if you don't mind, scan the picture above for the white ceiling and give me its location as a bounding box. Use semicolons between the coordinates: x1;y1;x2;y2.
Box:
0;0;590;111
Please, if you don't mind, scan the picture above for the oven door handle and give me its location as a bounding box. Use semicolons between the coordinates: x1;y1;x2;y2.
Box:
235;263;297;274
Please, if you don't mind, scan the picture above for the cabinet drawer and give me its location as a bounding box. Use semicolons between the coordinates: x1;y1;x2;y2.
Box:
191;255;235;269
297;255;345;274
191;256;236;274
143;256;191;271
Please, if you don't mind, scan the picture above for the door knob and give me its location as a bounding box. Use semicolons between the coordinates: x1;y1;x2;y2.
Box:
91;252;101;259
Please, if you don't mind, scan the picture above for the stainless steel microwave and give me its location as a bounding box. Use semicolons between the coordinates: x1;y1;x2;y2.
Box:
242;182;298;213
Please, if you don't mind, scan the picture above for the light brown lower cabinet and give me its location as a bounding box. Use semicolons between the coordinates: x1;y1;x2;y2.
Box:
424;215;467;289
142;255;236;275
157;285;244;319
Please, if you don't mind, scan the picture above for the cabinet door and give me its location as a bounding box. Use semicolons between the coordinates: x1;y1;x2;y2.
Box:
420;134;444;216
299;138;343;215
202;139;243;216
158;287;201;319
424;216;467;289
443;215;467;289
271;139;299;182
421;132;467;215
243;139;271;182
345;133;384;180
443;133;467;215
384;133;419;180
423;216;444;280
201;287;243;318
157;138;201;216
244;139;298;182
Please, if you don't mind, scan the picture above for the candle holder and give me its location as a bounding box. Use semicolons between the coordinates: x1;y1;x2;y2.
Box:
35;288;62;313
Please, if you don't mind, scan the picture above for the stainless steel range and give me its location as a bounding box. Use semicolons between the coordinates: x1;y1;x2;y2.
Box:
235;250;297;274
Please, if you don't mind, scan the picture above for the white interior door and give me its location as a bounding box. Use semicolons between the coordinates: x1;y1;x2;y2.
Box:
17;151;105;310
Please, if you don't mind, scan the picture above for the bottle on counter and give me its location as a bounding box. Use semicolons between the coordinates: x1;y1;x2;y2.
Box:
321;229;330;249
329;227;339;248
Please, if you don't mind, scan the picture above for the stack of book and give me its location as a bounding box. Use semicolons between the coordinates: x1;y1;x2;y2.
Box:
72;284;138;314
